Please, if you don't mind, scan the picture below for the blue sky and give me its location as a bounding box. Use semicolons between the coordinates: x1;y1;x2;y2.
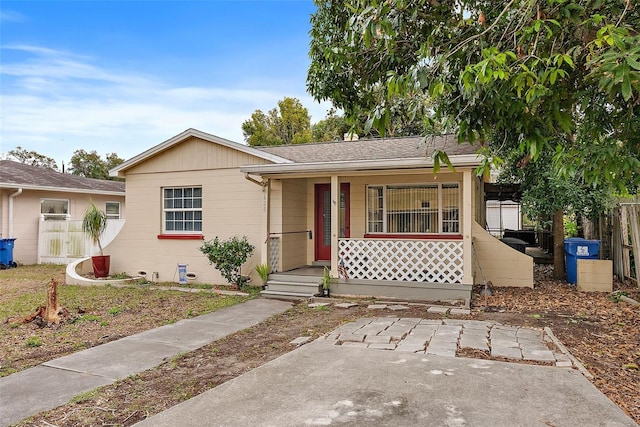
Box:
0;0;332;167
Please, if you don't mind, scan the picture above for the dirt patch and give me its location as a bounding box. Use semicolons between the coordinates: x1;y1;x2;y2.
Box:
4;265;640;426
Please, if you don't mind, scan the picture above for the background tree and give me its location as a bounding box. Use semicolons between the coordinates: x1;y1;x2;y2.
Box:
7;146;58;170
242;97;313;146
311;108;352;141
496;148;612;278
69;150;124;180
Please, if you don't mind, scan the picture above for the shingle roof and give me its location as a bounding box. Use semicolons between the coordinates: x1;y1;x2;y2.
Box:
0;160;125;193
255;134;478;163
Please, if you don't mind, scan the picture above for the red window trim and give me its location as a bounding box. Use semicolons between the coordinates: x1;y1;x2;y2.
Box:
157;234;204;240
364;233;462;240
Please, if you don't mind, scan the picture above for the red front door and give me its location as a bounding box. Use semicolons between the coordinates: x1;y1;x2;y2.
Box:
315;183;350;261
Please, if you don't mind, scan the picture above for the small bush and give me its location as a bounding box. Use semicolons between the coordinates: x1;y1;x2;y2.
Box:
200;236;255;288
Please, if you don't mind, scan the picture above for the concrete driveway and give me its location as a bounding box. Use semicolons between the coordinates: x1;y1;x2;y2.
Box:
135;338;637;426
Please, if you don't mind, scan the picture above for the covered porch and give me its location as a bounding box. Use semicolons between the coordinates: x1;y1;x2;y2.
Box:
242;164;481;302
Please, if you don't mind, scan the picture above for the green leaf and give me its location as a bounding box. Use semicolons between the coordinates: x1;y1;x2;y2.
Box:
626;56;640;71
621;75;632;100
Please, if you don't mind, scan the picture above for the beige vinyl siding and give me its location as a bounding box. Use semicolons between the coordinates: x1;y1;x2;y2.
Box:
109;143;270;284
0;190;124;265
126;136;270;175
280;179;307;271
472;221;533;287
474;176;486;225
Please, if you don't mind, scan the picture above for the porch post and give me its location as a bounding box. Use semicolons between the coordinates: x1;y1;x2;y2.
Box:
462;169;474;285
330;175;339;277
261;180;270;265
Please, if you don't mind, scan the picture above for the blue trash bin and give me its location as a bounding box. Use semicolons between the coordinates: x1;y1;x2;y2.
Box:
564;238;600;284
0;238;17;269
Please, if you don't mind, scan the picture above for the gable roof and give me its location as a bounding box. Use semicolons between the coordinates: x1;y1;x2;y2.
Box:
0;160;125;195
256;134;477;163
110;128;293;177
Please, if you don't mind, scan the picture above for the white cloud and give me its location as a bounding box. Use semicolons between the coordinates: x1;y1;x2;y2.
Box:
0;45;333;165
0;10;26;23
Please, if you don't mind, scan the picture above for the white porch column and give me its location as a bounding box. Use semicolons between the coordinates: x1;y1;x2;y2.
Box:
261;180;270;265
330;175;339;277
462;169;474;285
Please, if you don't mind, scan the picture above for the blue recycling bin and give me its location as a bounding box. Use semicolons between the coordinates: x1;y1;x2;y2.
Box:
0;238;17;269
564;238;600;285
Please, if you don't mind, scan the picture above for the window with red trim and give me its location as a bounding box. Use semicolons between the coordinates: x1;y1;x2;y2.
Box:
162;187;202;234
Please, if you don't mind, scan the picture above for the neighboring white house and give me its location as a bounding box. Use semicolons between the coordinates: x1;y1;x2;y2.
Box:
0;160;126;265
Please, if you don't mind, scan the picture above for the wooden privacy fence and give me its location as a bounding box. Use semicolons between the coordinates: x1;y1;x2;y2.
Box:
612;203;640;287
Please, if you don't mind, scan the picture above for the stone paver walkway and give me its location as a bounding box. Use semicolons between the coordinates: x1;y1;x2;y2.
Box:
321;317;573;367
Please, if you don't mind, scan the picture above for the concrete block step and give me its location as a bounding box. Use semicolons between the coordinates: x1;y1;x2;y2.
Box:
268;274;322;284
261;290;318;300
266;281;321;294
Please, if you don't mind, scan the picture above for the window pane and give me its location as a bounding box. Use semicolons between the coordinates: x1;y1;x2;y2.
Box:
367;186;383;233
163;187;202;234
105;202;120;219
41;199;68;215
387;185;437;233
442;183;460;233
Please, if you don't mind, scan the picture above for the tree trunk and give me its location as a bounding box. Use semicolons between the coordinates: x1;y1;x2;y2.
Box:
44;278;62;323
553;209;566;280
19;278;68;326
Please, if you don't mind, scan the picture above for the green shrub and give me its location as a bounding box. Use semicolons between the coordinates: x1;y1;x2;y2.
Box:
26;336;43;348
200;236;255;288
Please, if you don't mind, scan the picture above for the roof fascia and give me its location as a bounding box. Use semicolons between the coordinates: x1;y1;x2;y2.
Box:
240;154;483;176
0;184;124;196
110;128;292;177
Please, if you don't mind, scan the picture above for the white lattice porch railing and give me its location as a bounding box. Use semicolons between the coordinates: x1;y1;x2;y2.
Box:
338;239;464;284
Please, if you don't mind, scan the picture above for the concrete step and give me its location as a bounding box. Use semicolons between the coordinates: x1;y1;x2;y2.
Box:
268;273;322;284
261;290;319;300
266;281;321;294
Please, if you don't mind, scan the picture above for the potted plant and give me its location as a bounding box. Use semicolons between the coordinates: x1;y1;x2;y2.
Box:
321;266;335;297
255;263;269;290
82;202;110;278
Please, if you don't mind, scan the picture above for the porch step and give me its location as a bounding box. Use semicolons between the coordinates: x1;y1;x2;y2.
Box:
265;280;321;295
268;273;323;284
261;290;318;300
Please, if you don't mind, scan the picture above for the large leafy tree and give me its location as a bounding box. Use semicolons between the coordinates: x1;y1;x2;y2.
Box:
69;149;124;180
242;97;313;146
7;146;58;170
308;0;639;279
308;0;640;191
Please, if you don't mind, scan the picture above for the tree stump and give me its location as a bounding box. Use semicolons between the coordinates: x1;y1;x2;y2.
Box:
19;278;69;326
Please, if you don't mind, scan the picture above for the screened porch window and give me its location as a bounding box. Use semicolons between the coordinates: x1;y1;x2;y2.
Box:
163;187;202;233
366;183;460;234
